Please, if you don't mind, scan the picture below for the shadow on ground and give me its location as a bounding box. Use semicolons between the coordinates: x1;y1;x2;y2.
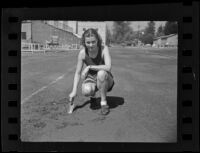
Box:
74;96;124;112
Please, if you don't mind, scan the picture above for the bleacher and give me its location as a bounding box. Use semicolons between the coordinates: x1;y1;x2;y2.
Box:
21;42;80;54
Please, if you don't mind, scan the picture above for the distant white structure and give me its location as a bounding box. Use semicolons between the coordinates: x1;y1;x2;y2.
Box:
153;34;178;48
68;21;107;45
67;21;77;33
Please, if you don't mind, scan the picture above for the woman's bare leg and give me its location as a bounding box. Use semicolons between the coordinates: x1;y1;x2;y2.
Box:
97;70;114;106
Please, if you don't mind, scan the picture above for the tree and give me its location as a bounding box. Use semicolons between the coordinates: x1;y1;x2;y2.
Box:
140;21;155;44
145;21;155;36
163;21;178;35
141;33;154;45
106;26;113;45
112;21;133;43
156;25;164;37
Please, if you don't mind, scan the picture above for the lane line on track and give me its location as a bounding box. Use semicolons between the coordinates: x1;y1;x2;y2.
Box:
21;66;75;104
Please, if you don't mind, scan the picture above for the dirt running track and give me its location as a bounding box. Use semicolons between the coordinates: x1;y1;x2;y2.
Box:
21;47;177;142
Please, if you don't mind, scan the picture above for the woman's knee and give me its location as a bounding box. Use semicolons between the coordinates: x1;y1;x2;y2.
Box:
82;84;94;96
97;70;108;82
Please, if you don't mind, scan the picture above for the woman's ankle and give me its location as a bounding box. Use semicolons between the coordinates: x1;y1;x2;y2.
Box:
100;100;107;106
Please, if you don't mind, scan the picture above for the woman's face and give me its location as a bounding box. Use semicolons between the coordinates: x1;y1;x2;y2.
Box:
85;36;98;52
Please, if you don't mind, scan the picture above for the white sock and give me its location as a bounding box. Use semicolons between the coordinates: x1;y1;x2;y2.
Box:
100;101;107;106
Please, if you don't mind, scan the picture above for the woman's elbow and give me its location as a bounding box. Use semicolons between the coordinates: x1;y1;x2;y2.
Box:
107;65;112;72
75;71;81;77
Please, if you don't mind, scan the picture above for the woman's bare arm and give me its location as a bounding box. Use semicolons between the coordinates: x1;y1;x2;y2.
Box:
71;49;84;94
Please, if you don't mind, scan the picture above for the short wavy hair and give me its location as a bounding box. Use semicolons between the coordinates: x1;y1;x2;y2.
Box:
81;28;102;50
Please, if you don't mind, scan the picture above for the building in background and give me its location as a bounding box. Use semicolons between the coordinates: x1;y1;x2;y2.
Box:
45;21;73;33
21;20;32;43
21;20;80;47
67;21;77;34
21;20;107;49
153;34;178;47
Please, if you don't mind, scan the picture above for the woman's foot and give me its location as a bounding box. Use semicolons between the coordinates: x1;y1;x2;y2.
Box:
101;104;110;115
68;103;75;114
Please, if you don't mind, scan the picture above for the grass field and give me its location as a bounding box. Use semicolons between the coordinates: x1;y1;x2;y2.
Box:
21;47;177;142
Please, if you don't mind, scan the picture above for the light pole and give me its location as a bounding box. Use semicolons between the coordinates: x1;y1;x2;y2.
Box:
138;23;140;39
76;21;78;34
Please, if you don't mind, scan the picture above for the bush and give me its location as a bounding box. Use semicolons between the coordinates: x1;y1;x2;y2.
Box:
141;33;154;45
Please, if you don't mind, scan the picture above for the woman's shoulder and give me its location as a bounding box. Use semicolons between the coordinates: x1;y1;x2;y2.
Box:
100;45;110;59
78;47;86;60
101;45;109;54
101;45;108;50
101;45;108;51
